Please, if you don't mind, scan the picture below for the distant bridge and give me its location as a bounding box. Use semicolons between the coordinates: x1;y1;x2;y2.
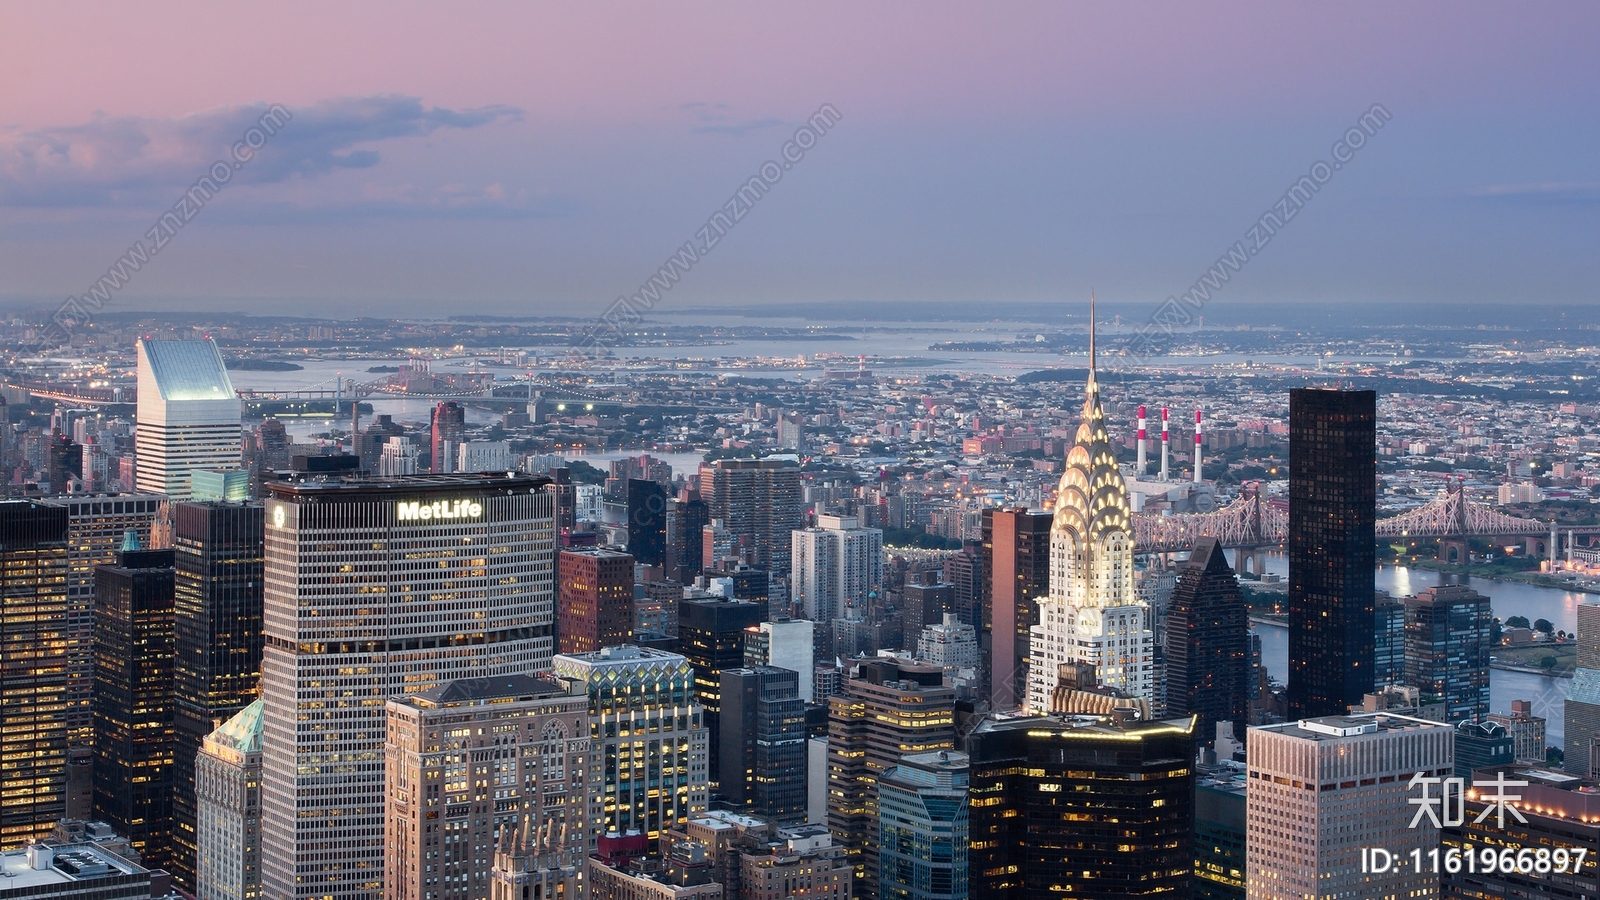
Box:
1134;480;1554;569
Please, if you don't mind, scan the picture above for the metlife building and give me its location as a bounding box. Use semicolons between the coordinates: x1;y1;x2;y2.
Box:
257;473;556;900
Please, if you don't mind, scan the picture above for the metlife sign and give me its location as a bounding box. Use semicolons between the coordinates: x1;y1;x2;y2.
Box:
396;499;484;522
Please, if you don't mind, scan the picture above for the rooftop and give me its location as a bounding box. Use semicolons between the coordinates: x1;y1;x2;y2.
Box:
138;338;234;401
406;674;569;708
209;699;263;754
0;844;144;892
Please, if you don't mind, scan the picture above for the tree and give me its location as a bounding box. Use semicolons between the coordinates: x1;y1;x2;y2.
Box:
1539;656;1557;671
1534;618;1555;635
1490;618;1504;646
1505;616;1531;630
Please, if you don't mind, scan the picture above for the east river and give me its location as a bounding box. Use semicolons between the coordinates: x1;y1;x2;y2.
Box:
1250;553;1584;746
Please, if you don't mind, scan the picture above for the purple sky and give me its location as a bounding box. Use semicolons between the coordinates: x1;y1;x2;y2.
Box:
3;2;1598;319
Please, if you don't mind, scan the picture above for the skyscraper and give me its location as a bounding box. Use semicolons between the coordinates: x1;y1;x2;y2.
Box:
557;548;634;655
827;658;956;900
720;666;807;823
1403;584;1491;723
0;500;71;848
259;473;556;900
44;493;162;748
92;547;177;869
743;618;815;701
429;401;466;474
1029;302;1151;713
791;514;883;635
549;646;709;838
172;501;264;891
135;338;244;500
1373;593;1405;689
1286;388;1376;719
627;478;670;567
981;507;1050;710
699;458;803;592
877;750;968;900
965;712;1197;900
678;597;765;789
1164;538;1249;747
667;487;709;584
1563;602;1600;774
1246;713;1450;900
384;675;592;900
194;700;262;900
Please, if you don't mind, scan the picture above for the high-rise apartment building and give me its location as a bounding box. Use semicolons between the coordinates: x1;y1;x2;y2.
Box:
1029;318;1151;713
917;614;978;680
878;750;968;900
385;674;592;900
0;500;71;848
430;401;466;474
965;712;1197;900
549;646;708;838
1286;388;1376;719
678;597;765;789
43;493;162;748
172;501;264;892
700;458;803;589
791;514;883;634
828;658;956;900
1245;713;1452;900
743;618;815;701
1164;538;1249;747
1487;699;1548;764
557;548;634;654
135;338;243;499
627;478;670;567
720;666;807;823
1565;602;1600;774
981;507;1050;710
740;826;853;900
194;700;263;900
259;473;556;900
92;547;177;869
1403;584;1491;723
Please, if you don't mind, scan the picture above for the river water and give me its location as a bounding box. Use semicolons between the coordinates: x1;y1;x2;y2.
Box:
1250;554;1582;746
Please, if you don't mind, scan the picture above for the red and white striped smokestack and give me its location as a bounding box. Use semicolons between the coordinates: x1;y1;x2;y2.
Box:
1160;407;1170;481
1194;408;1203;484
1136;405;1147;474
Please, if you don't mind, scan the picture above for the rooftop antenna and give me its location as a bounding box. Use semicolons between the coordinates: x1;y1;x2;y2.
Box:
1088;291;1096;375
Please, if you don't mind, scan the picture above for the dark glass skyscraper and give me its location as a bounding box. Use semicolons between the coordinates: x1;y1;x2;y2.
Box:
1404;584;1491;723
171;501;264;891
678;596;765;789
1287;388;1376;719
719;665;807;823
628;477;670;567
1164;538;1249;746
0;500;71;848
93;547;177;869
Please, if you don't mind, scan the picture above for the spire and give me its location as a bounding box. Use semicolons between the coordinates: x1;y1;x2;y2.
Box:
1052;291;1131;544
1088;291;1096;376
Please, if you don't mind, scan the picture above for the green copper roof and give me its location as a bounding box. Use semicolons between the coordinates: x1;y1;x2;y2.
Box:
211;699;263;753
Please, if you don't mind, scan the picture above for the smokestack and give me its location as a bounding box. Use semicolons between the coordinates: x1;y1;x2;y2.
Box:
1194;409;1203;484
1136;405;1147;474
1568;529;1575;564
1160;407;1170;481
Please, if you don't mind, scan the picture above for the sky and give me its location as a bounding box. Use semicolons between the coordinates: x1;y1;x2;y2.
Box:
2;2;1598;322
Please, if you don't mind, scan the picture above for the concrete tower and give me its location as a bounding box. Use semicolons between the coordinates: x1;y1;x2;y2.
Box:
1027;296;1152;712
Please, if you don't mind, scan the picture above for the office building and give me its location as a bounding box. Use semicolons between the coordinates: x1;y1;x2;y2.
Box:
740;826;852;900
43;494;161;748
259;473;556;900
1164;538;1249;747
1442;765;1600;900
901;581;953;644
1245;713;1451;900
742;618;815;702
1028;318;1151;713
171;501;264;892
385;674;592;900
1564;602;1600;775
877;750;968;900
430;401;466;474
941;541;982;629
190;469;249;502
699;458;803;588
981;507;1050;710
1453;720;1515;778
965;712;1197;900
549;646;708;838
0;842;163;900
667;488;710;585
194;700;262;900
827;659;955;900
456;440;513;474
558;548;635;655
1286;388;1377;719
720;667;807;823
791;515;883;636
1373;593;1404;688
1194;762;1247;900
0;500;71;848
916;614;978;680
135;338;243;499
678;597;765;789
585;850;722;900
92;547;177;870
628;478;670;567
488;813;587;900
1404;584;1492;723
1487;699;1548;764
